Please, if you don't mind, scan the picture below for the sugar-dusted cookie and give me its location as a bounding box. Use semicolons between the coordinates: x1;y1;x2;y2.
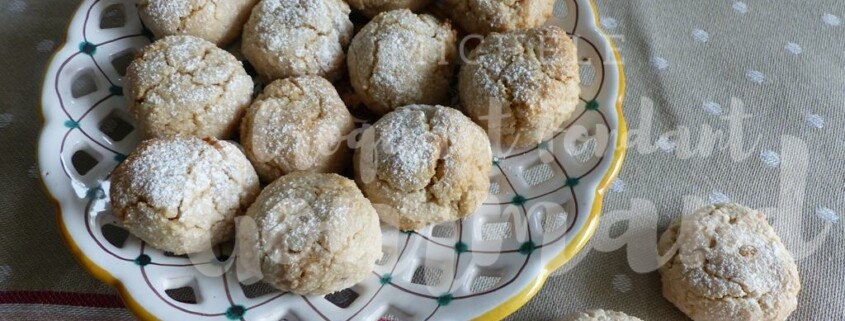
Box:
110;137;260;254
137;0;258;46
658;203;801;321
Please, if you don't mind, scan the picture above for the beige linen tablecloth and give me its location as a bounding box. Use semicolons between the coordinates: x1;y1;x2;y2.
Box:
1;0;843;320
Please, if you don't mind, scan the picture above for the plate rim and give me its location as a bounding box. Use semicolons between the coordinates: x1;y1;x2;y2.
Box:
36;0;627;320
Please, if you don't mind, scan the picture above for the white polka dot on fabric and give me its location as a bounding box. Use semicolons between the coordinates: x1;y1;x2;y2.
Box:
815;207;840;223
610;178;625;193
655;135;676;153
692;29;709;42
806;113;825;129
759;150;781;168
0;113;13;128
650;56;669;70
823;13;841;26
709;191;730;204
36;39;55;53
745;70;767;84
703;101;723;116
7;0;26;13
600;17;618;30
732;1;748;14
784;42;802;55
612;274;632;293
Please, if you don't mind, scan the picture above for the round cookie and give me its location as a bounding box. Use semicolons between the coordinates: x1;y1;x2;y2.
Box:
347;9;457;115
561;309;644;321
444;0;554;35
240;76;355;183
124;35;254;139
243;172;381;295
137;0;258;46
110;137;260;255
459;26;580;148
354;105;491;230
241;0;353;82
658;203;800;321
345;0;430;17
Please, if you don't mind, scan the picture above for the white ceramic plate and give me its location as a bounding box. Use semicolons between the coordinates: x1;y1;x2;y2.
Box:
38;1;626;320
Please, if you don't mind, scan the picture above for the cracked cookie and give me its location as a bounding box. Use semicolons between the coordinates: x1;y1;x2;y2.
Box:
459;26;580;148
658;203;800;321
561;309;644;321
443;0;554;35
124;35;254;139
242;172;381;295
137;0;258;47
353;105;491;230
241;0;353;82
110;136;260;255
347;9;457;116
345;0;430;18
240;76;355;183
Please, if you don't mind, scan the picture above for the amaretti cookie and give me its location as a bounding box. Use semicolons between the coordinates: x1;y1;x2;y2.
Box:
562;309;644;321
444;0;554;35
658;203;801;321
459;26;580;148
137;0;259;46
354;105;491;230
110;137;260;254
124;35;254;139
240;76;355;183
347;9;457;115
241;0;353;81
242;172;381;295
345;0;430;17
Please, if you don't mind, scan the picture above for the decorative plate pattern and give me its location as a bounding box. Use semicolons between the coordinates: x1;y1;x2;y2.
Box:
38;0;626;320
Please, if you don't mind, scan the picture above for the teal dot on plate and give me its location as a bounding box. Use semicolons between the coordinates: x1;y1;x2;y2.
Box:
114;154;127;162
565;177;580;187
379;274;392;285
454;241;468;254
109;85;123;96
586;100;600;111
492;157;501;166
437;293;453;306
134;254;151;266
64;120;79;128
400;229;414;235
512;195;526;206
86;187;104;200
537;141;550;150
79;41;97;55
225;305;246;320
518;241;537;255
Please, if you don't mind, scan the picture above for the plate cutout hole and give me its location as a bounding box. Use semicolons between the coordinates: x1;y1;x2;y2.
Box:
380;307;413;321
71;149;101;176
411;264;443;286
489;181;500;194
522;163;554;187
571;135;598;163
376;249;391;265
541;206;569;232
325;288;359;308
552;0;568;18
471;272;502;293
110;49;136;77
431;223;455;238
482;221;513;240
240;281;279;299
163;251;189;259
579;59;597;87
99;110;135;142
100;3;127;29
101;224;129;248
165;286;198;304
71;69;98;98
